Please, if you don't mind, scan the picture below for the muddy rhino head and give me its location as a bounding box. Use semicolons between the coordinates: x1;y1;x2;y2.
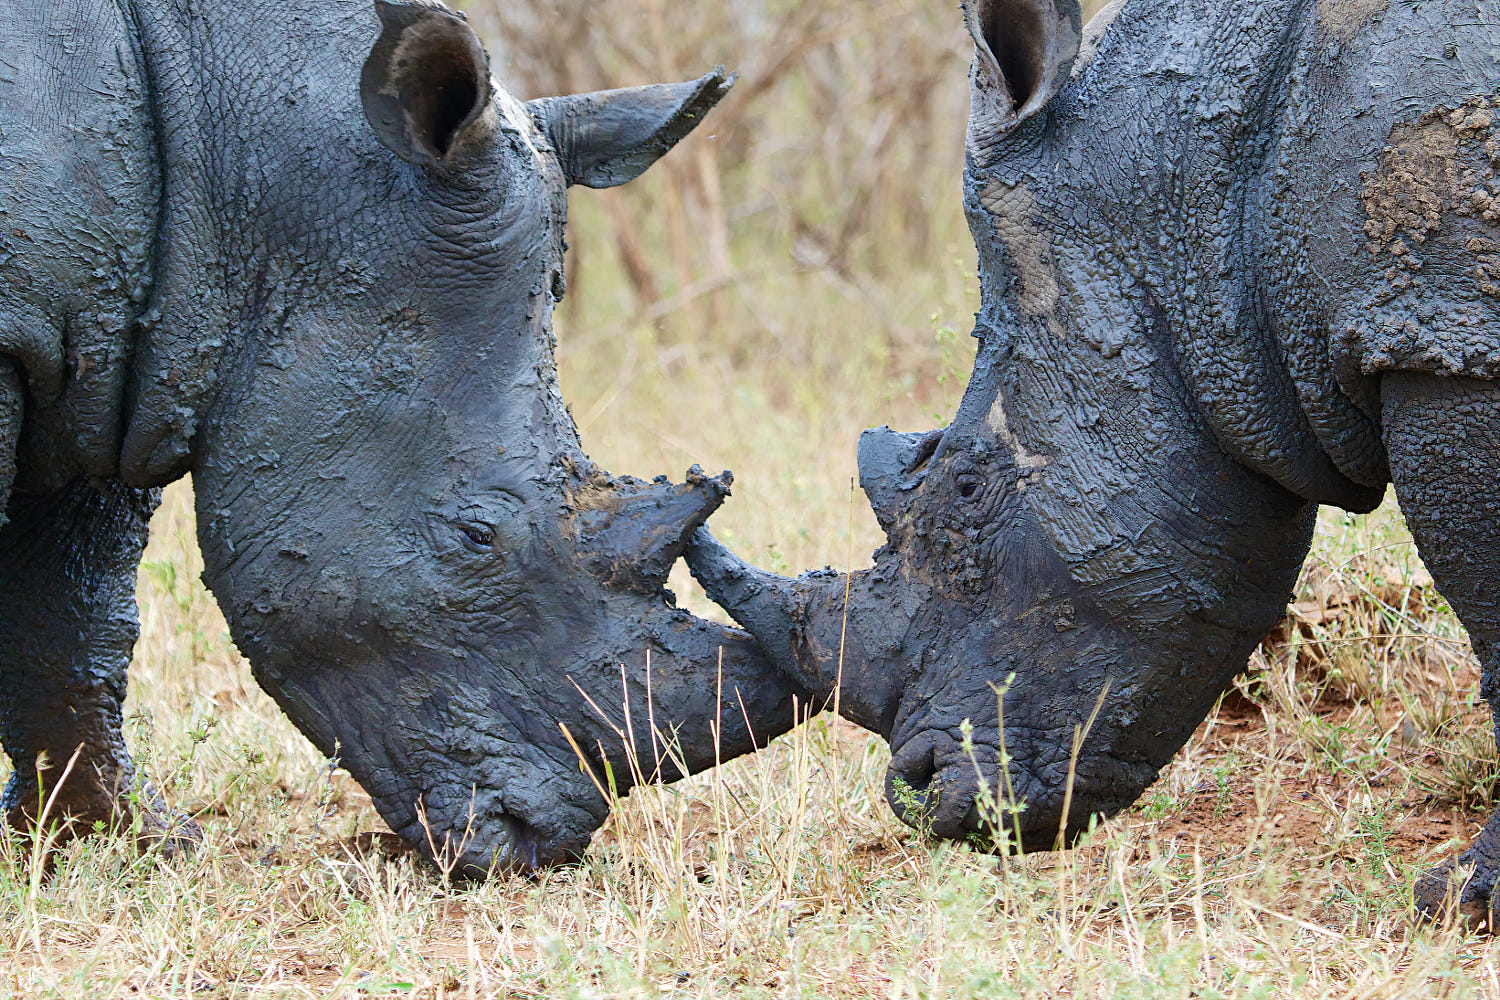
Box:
688;0;1325;851
156;0;801;874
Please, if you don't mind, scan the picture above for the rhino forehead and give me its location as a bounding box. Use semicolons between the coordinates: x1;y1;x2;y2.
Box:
1072;0;1127;76
495;87;547;170
985;389;1050;472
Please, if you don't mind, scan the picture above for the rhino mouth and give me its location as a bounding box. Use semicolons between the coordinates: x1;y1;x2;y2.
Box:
884;722;1158;853
390;799;548;877
365;773;598;877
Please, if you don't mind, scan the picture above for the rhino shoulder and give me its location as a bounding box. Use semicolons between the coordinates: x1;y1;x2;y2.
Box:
0;0;158;488
1289;2;1500;383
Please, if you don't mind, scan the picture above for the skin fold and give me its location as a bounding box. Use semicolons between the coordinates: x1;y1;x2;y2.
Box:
689;0;1500;923
0;0;804;876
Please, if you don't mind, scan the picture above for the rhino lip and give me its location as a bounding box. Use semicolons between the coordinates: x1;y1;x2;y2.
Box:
885;752;1104;853
886;727;1096;851
453;811;545;877
387;796;555;877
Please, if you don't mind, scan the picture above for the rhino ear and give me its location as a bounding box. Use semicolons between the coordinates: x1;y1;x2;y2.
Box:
360;0;493;170
964;0;1082;155
526;70;734;189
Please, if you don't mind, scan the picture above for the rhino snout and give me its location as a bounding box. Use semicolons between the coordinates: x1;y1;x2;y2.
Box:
885;725;1157;853
886;730;993;841
366;764;605;877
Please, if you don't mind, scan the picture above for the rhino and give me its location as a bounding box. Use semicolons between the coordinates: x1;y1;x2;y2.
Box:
688;0;1500;923
0;0;804;876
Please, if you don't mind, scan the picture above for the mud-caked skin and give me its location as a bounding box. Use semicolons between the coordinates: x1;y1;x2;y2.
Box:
689;0;1500;923
0;479;188;850
0;0;803;875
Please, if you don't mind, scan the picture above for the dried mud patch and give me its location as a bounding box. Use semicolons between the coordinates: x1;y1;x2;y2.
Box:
1316;0;1388;44
1147;753;1477;868
1355;95;1500;378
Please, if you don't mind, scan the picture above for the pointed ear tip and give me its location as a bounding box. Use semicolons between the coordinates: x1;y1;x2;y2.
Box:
372;0;471;27
695;65;733;87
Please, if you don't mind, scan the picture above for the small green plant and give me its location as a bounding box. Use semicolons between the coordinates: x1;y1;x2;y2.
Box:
1212;764;1235;822
1139;788;1182;822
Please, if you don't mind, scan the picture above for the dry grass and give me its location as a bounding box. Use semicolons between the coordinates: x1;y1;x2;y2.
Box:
4;491;1499;998
9;0;1500;996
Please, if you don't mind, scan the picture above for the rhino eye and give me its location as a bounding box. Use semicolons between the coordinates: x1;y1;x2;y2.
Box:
956;475;984;502
459;523;495;553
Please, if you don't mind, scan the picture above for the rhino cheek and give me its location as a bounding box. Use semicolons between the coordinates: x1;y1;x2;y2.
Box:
260;655;609;874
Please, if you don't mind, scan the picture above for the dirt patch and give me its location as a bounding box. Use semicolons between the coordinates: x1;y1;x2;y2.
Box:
1352;97;1500;379
1360;101;1500;257
1152;768;1475;865
1126;683;1484;889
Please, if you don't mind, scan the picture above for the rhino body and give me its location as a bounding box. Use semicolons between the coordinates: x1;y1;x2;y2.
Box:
690;0;1500;922
0;0;803;875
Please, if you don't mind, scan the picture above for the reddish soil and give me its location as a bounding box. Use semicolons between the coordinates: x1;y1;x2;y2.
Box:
1148;690;1483;870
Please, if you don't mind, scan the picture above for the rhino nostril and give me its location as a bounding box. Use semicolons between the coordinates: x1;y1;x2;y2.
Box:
887;737;1007;842
886;737;942;824
890;743;936;791
962;799;985;833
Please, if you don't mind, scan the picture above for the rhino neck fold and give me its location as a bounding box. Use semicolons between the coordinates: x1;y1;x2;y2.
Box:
118;0;534;488
115;0;234;486
978;0;1387;511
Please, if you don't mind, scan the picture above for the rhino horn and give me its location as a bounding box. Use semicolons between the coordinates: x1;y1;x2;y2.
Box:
856;426;944;534
685;527;904;738
572;466;735;594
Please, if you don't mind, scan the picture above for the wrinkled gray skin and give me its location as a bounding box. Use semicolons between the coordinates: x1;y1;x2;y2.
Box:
0;0;803;876
690;0;1500;923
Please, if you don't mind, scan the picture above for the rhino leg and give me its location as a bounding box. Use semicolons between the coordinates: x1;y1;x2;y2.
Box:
0;478;194;855
0;359;18;526
1381;374;1500;930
